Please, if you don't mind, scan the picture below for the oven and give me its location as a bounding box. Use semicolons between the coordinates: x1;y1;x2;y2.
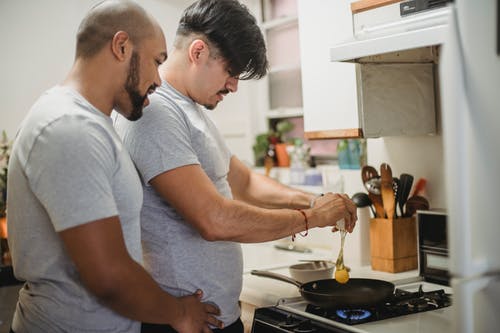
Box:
251;210;451;333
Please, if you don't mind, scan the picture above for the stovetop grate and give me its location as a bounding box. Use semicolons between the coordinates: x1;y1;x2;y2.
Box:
285;286;452;326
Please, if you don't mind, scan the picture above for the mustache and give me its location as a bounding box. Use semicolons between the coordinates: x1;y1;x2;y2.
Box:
140;84;159;103
147;84;158;95
218;89;230;95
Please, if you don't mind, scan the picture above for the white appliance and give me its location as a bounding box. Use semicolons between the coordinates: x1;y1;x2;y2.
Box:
439;1;500;333
330;0;451;62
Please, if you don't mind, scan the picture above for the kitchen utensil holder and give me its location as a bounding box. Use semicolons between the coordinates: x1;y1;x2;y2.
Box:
369;217;417;273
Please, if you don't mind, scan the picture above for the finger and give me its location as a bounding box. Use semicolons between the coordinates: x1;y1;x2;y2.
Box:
347;214;358;233
342;196;357;212
205;303;221;315
343;214;351;232
202;325;213;333
206;316;224;329
194;289;203;299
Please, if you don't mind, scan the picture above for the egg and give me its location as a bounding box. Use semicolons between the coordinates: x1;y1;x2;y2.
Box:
335;268;349;284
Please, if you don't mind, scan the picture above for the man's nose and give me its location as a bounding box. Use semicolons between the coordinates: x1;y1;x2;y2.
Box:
153;70;162;90
226;76;239;93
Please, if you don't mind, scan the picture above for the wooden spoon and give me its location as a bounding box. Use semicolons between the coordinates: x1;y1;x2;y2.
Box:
380;163;395;219
361;165;378;187
405;195;430;217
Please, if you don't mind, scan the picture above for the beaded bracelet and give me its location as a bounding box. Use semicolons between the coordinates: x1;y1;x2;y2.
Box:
291;209;309;241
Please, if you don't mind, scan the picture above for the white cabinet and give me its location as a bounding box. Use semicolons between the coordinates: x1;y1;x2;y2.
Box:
260;0;303;121
297;0;360;139
297;0;438;139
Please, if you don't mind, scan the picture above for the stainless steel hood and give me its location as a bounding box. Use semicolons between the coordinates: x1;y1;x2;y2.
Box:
330;2;451;62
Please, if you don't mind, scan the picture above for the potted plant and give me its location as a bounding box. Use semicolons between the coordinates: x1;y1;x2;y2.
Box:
252;119;295;167
1;130;12;265
0;130;12;219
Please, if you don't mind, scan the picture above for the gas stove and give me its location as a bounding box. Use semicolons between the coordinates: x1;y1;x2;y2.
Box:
251;281;453;333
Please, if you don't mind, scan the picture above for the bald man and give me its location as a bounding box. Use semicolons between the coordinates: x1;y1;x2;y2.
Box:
6;1;221;332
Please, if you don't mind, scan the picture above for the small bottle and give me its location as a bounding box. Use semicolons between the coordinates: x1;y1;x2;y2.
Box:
289;140;306;185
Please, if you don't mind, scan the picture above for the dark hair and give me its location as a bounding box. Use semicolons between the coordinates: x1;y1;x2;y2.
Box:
76;0;157;59
177;0;268;80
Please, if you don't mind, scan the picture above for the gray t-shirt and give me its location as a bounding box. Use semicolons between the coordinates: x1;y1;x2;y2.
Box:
114;81;242;326
7;86;143;333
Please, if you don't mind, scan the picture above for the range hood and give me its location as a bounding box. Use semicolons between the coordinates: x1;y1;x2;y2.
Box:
330;0;452;62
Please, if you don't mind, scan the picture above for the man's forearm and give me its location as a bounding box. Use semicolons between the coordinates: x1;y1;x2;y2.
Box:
234;171;316;209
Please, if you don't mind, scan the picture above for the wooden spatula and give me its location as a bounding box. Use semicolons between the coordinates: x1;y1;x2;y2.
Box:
380;163;395;219
368;193;385;218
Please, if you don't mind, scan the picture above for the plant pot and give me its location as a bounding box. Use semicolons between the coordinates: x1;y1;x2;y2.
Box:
275;143;290;167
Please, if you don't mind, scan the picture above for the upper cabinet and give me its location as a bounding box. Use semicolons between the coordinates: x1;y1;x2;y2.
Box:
298;0;360;139
260;0;303;120
297;0;439;139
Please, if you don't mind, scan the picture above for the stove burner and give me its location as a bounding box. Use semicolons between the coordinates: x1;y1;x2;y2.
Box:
407;298;437;311
278;314;300;329
336;309;372;321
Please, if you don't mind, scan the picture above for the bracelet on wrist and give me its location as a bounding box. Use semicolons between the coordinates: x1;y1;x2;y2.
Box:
291;208;309;241
309;193;324;208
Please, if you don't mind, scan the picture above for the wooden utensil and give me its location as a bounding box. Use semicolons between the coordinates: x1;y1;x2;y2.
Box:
380;163;395;218
368;193;385;218
361;165;378;186
411;177;427;197
404;195;430;217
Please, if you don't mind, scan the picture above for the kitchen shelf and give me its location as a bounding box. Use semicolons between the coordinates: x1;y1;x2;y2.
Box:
265;107;303;119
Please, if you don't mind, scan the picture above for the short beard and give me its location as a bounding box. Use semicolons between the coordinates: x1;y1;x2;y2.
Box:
202;89;229;111
203;103;216;111
125;52;147;121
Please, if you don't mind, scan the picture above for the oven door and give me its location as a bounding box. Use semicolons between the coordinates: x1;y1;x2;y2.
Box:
252;307;354;333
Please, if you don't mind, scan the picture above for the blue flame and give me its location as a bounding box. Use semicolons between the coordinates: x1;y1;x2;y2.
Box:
336;309;372;321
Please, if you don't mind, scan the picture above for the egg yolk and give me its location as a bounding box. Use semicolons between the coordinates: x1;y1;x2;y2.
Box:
335;268;350;284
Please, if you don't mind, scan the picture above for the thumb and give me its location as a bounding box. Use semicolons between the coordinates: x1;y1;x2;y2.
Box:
194;289;203;299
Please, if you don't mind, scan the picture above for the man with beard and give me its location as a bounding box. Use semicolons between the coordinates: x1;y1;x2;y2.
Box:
114;1;358;332
6;1;222;332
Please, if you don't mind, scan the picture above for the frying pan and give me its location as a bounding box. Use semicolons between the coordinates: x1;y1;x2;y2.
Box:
251;270;394;308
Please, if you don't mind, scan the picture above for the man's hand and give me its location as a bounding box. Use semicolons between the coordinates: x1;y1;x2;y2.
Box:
171;290;224;333
311;193;358;233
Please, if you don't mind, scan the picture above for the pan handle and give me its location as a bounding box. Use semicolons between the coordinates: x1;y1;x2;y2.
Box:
250;270;302;287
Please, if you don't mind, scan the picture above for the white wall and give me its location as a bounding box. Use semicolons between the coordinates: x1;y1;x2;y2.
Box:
208;0;264;166
367;136;446;209
0;0;191;139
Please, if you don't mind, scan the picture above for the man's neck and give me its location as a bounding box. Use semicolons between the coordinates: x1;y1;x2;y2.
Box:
63;58;117;117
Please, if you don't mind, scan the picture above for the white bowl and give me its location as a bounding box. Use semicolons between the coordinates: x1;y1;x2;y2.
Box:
289;261;335;283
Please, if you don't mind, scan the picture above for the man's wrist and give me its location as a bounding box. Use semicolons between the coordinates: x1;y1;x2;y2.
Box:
309;193;324;208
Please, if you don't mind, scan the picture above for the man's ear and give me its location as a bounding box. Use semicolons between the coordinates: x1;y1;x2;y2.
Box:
188;39;208;64
111;31;130;61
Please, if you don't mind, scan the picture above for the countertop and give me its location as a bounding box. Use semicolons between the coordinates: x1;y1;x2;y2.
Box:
241;241;418;307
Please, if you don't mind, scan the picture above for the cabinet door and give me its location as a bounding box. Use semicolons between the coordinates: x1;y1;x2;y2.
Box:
297;0;361;139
